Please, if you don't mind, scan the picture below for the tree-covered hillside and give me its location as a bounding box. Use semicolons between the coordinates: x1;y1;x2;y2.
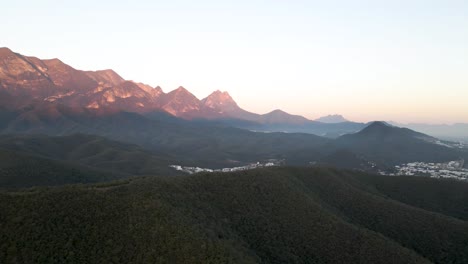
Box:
0;149;127;189
0;134;181;177
1;167;467;263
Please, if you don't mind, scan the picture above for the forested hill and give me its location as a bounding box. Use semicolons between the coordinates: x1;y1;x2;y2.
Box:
1;167;467;263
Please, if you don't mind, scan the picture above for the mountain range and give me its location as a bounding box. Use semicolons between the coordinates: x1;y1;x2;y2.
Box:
0;47;370;137
0;47;307;123
3;47;468;141
2;48;468;263
1;47;467;170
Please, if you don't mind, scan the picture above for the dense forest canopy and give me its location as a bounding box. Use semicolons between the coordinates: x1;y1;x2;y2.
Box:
1;167;467;263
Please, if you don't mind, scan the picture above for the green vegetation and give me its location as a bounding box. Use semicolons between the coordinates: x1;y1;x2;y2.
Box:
0;149;126;189
1;167;468;263
0;134;180;177
0;134;191;189
349;173;468;221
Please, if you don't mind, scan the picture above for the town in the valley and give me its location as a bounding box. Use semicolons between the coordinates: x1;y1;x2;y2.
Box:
381;159;468;181
170;159;284;174
172;158;468;181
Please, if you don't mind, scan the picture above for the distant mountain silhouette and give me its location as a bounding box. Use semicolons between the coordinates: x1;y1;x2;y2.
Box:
315;114;349;123
389;121;468;141
259;109;310;125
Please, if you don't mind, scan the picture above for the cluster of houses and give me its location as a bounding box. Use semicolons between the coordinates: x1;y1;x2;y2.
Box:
381;159;468;181
170;160;283;174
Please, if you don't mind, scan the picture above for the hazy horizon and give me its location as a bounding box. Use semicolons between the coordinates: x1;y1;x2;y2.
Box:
2;0;467;124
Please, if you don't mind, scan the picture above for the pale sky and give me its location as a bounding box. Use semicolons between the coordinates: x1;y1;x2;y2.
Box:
1;0;467;123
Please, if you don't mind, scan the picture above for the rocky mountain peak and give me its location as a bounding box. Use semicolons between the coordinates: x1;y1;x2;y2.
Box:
160;86;201;116
174;86;189;93
203;90;236;105
200;90;240;116
166;86;198;100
